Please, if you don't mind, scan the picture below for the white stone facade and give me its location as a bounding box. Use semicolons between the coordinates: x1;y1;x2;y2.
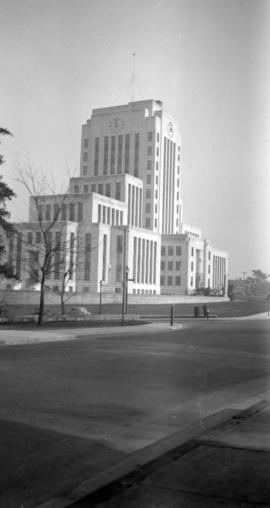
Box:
5;99;228;296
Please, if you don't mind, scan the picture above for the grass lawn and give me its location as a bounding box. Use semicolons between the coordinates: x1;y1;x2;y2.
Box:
1;297;268;328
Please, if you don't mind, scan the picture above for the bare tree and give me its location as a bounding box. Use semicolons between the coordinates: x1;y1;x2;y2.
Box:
14;162;74;325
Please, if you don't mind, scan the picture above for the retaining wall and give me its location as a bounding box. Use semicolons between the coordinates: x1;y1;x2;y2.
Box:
0;289;229;306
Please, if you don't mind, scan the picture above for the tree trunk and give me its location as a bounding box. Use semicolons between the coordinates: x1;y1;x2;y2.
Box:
38;276;45;326
60;275;66;315
61;292;65;315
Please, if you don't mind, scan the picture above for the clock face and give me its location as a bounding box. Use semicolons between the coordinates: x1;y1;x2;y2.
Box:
167;121;174;138
109;117;125;134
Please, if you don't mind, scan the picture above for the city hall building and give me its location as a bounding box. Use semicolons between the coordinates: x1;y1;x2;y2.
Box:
6;99;228;296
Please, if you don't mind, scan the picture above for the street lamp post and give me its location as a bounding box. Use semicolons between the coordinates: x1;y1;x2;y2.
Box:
99;280;103;315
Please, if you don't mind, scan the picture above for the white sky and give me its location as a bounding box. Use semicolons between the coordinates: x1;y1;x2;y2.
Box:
1;0;269;278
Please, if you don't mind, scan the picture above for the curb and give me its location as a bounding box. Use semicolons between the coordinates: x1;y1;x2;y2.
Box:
38;392;269;508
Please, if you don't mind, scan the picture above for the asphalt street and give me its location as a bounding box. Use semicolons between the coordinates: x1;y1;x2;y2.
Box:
0;319;269;507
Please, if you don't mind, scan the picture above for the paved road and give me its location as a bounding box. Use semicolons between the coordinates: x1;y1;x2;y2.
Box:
0;319;269;507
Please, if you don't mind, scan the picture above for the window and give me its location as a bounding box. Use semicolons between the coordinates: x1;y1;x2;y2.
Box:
208;251;211;260
120;211;123;225
69;203;75;221
156;162;159;171
38;205;43;220
176;261;181;271
145;217;150;228
191;247;194;256
161;246;166;256
103;136;109;175
208;265;211;274
156;147;159;156
116;210;119;224
157;132;160;142
61;205;67;221
190;276;193;286
83;166;87;175
155;189;158;199
27;232;33;244
94;137;99;175
102;206;106;223
147;131;153;142
175;276;181;286
84;185;89;193
116;182;121;200
83;139;88;148
124;134;130;173
53;204;59;219
74;185;79;193
91;184;96;193
117;135;123;173
167;276;173;286
147;146;152;156
147;160;152;170
110;136;116;174
98;183;103;195
77;202;83;222
176;246;181;256
177;192;179;200
160;275;165;285
134;133;139;177
36;232;41;244
116;235;123;281
161;260;165;271
107;207;110;224
105;183;111;197
177;179;179;188
191;262;194;271
146;175;151;184
83;152;88;162
146;203;151;213
168;261;173;271
45;204;51;221
98;204;102;222
155;175;158;185
146;189;151;199
168;246;173;256
155;204;157;213
112;208;115;225
154;218;157;228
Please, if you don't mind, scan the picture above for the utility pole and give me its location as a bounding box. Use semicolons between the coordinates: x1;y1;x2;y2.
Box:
99;280;103;315
122;228;126;325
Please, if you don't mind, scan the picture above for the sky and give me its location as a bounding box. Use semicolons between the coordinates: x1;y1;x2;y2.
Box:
1;0;269;278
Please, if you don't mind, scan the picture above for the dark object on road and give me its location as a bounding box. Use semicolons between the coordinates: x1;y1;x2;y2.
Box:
203;305;210;319
170;305;174;326
194;306;200;318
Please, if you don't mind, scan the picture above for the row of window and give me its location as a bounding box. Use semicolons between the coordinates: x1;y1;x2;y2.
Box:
97;204;123;226
161;246;182;256
161;260;181;271
38;202;83;223
160;275;181;286
82;133;139;177
74;182;122;200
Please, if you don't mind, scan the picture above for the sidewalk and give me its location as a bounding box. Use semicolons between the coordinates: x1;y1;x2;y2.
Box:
0;311;268;347
0;322;178;346
64;398;270;507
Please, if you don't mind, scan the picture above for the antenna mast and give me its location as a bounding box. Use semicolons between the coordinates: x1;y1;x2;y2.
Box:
131;52;136;102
